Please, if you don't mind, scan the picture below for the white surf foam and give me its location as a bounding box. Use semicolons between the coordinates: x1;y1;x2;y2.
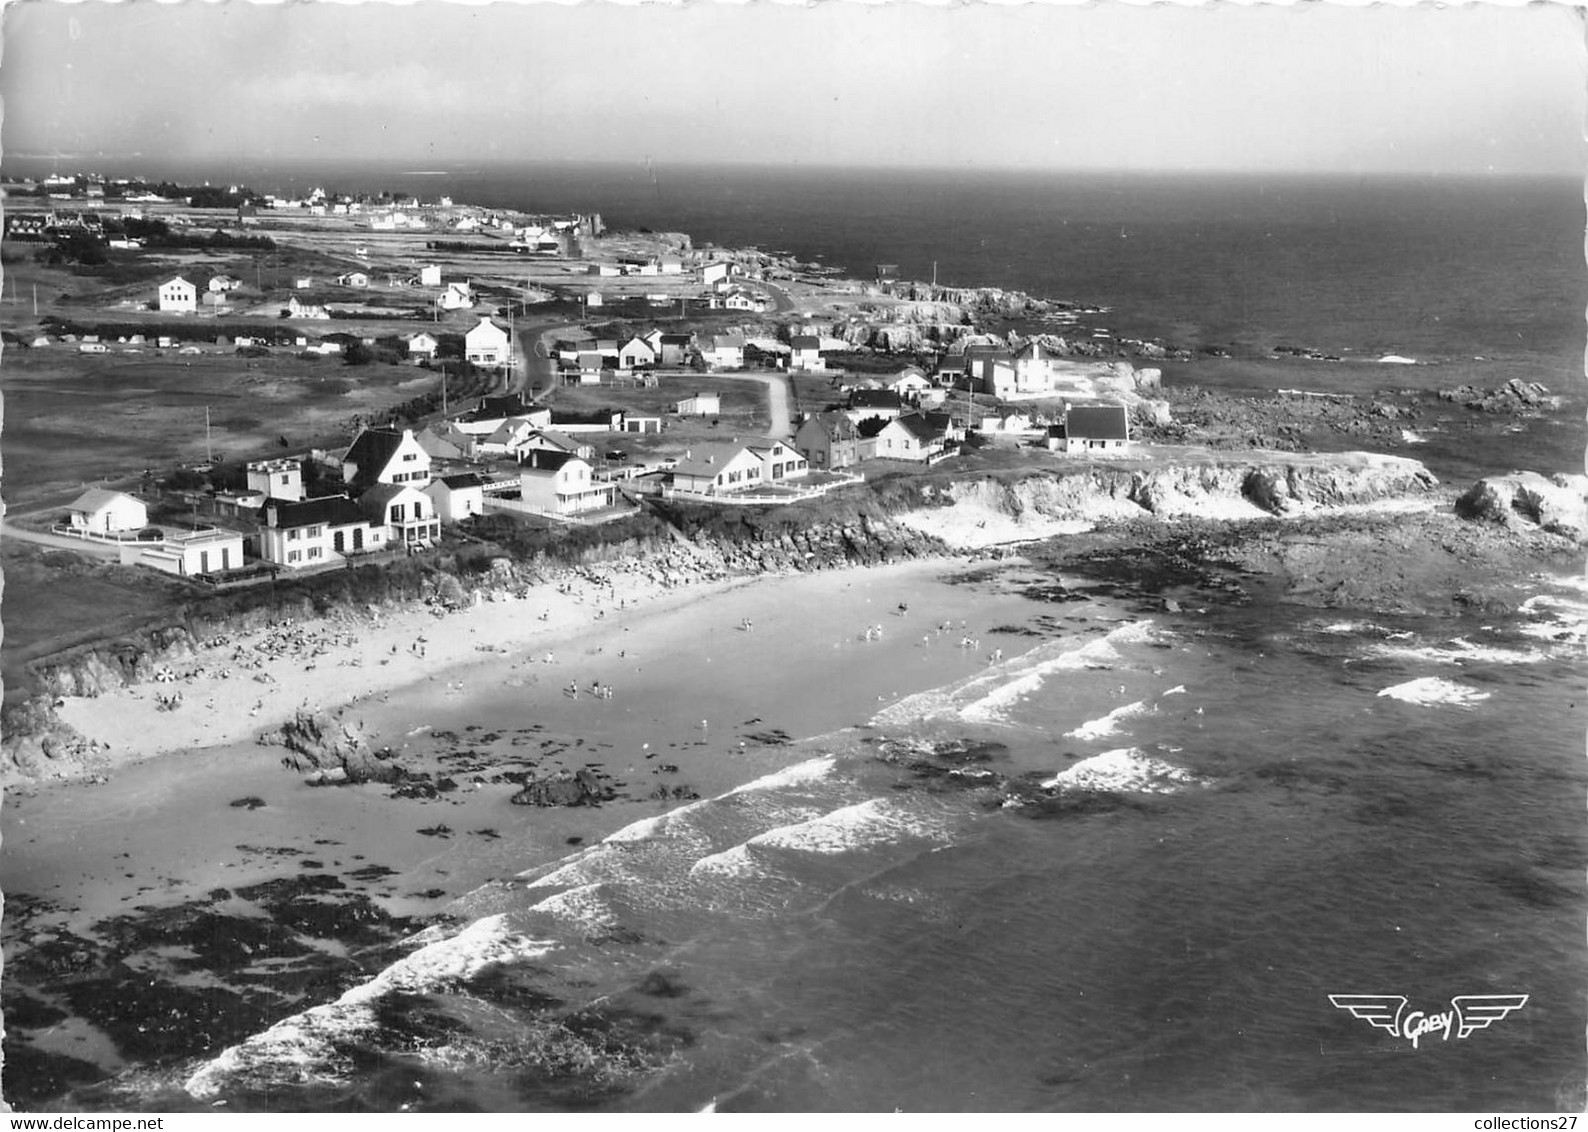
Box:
747;797;950;856
1377;677;1491;708
1400;429;1427;444
1065;699;1154;740
1366;637;1552;666
1043;748;1204;794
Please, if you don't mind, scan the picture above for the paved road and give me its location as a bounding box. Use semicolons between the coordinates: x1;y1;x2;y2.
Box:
2;519;126;559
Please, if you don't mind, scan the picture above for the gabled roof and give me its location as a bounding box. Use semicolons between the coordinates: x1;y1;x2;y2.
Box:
343;428;406;486
268;495;364;529
711;333;746;350
527;429;585;453
850;388;903;410
438;472;487;490
799;411;858;441
162;275;194;289
360;482;427;508
672;443;756;479
522;449;580;473
891;413;942;442
71;487;141;512
855;417;891;439
1065;404;1130;440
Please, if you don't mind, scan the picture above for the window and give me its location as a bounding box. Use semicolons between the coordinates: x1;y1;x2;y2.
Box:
403;453;417;462
391;504;405;522
308;526;322;538
288;550;301;563
309;547;322;559
280;474;290;485
288;528;300;541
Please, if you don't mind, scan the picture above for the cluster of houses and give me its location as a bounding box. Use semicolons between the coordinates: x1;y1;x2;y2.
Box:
155;273;243;313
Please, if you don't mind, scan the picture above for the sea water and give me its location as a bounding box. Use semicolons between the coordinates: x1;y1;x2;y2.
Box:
149;558;1586;1113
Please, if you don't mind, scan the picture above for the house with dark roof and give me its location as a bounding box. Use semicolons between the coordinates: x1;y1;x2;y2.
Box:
845;388;904;423
424;473;487;522
790;335;824;373
260;495;385;567
360;483;441;546
794;411;863;470
341;427;432;491
1049;403;1132;453
861;413;947;463
517;450;615;515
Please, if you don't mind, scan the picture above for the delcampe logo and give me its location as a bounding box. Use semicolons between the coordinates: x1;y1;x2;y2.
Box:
1329;994;1529;1049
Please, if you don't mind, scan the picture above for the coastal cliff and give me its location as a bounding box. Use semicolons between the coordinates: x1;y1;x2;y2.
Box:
5;448;1564;781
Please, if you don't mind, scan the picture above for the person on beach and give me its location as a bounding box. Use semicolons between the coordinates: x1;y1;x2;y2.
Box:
898;603;909;616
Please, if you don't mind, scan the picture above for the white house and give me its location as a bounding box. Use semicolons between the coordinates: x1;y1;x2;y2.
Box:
424;473;487;523
789;335;824;373
438;281;474;311
122;528;244;578
1049;404;1132;453
418;265;442;287
342;427;432;491
286;296;331;320
859;414;946;463
68;488;148;534
676;392;721;416
618;336;657;370
517;451;615;515
294;276;313;290
706;334;745;370
246;457;305;502
260;495;385;568
359;483;441;546
465;317;510;368
405;332;440;360
701;262;733;286
659;254;684;275
670;444;767;496
208;274;241;294
158;276;197;313
336;271;370;288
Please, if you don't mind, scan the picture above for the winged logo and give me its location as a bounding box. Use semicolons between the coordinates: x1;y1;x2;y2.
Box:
1329;994;1407;1036
1330;993;1528;1046
1453;995;1529;1039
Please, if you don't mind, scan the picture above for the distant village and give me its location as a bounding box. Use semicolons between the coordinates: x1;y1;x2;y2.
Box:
9;170;1150;589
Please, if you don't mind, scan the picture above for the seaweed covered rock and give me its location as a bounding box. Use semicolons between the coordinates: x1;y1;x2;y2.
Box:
258;709;401;784
510;768;615;807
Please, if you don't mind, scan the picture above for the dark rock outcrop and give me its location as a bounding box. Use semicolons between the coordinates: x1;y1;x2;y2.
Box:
510;768;615;807
258;709;400;784
1455;471;1587;542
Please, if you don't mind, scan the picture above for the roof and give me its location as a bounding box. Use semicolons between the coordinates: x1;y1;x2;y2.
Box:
855;417;891;439
522;449;579;473
360;482;426;507
550;409;618;426
891;414;942;442
268;495;364;529
162;275;194;289
672;443;755;478
711;334;746;350
439;473;487;490
71;487;141;512
577;351;606;368
850;389;903;410
1066;404;1130;440
790;335;822;351
799;411;858;441
342;428;406;486
527;429;584;452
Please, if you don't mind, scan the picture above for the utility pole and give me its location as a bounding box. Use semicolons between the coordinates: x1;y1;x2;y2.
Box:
205;406;213;464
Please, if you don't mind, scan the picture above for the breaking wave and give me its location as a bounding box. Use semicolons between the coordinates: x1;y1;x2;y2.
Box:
1376;677;1492;708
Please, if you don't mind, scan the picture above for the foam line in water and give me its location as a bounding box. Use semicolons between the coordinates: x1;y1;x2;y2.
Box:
1065;699;1155;740
1377;677;1491;707
1365;638;1552;666
745;797;951;855
1043;747;1204;794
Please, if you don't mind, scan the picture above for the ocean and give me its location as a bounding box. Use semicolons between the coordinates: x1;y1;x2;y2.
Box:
7;164;1585;1112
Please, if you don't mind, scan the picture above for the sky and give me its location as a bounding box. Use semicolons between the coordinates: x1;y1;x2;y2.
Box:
1;0;1583;177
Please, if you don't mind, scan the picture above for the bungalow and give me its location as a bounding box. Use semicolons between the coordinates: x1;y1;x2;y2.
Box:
585;291;604;309
415;420;479;461
883;366;934;397
860;413;946;463
517;451;615;515
519;429;596;462
246;457;305;502
468;394;550;429
676;392;721;417
723;289;771;313
586;263;622;278
424;473;487;522
748;438;809;483
336;271;370;288
158;276;197;313
294;276;313;289
208;274;241;294
1051;404;1132;453
789;335;824;373
123;527;245;578
438;281;474;311
476;416;543;457
935;355;967;384
793;412;863;470
618;335;657;370
359;483;441;546
286;296;331;320
706;334;745;370
405;331;440;360
846;388;904;423
670;443;767;496
418;265;442;287
68;488;147;534
548;408;624;434
575;351;608;384
464;316;510;367
342;426;433;491
260;495;386;567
